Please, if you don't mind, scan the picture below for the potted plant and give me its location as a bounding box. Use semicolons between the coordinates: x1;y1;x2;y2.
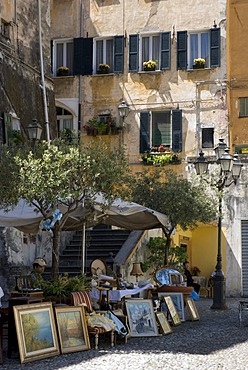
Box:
97;63;110;74
143;60;157;71
57;66;69;76
41;273;90;304
193;58;206;69
139;147;181;166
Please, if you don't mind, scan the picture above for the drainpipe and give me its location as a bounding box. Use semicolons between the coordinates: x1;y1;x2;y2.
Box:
78;0;83;135
38;0;50;144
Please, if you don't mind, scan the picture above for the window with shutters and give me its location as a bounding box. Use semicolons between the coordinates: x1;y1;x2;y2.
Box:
188;31;210;69
53;39;74;76
239;97;248;117
177;28;220;70
140;110;182;153
129;32;171;72
93;36;124;74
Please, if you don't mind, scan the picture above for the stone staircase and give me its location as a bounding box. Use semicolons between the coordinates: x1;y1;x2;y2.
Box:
46;227;131;277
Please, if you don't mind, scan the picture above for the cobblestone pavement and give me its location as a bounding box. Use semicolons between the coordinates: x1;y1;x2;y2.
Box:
2;297;248;370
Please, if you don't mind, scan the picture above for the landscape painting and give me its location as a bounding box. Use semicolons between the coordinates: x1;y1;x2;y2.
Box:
55;306;90;353
13;302;60;363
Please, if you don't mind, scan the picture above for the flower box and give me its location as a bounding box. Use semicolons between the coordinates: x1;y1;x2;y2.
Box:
193;64;205;69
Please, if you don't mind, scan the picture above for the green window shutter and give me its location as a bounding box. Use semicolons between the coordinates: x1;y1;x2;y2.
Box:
172;109;182;152
3;112;12;145
73;37;93;75
160;32;171;70
210;28;220;67
177;31;187;70
129;34;139;72
114;36;124;73
140;112;150;153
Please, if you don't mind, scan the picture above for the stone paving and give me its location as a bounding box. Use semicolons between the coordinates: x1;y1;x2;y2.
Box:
2;297;248;370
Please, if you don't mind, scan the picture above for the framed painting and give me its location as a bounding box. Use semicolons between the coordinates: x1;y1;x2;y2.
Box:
54;306;90;353
185;297;200;321
13;302;60;364
162;296;181;326
158;292;185;322
125;299;158;337
156;312;172;335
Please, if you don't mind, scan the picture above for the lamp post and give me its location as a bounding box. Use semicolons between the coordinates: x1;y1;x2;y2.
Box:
194;139;243;309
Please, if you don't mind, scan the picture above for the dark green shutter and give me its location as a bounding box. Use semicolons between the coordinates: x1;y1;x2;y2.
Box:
73;37;93;75
50;40;54;74
160;32;171;70
140;112;150;153
172;109;182;152
129;34;139;72
210;28;220;67
3;113;12;145
177;31;187;70
114;36;124;73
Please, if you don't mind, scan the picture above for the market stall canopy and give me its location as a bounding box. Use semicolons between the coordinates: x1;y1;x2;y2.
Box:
0;195;168;233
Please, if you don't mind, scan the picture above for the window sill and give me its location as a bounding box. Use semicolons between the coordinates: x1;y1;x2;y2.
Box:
138;70;162;74
187;68;211;71
93;73;115;76
54;75;75;78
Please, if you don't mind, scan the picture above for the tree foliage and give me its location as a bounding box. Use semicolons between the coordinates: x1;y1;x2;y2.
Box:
0;140;131;277
131;169;217;265
142;237;188;273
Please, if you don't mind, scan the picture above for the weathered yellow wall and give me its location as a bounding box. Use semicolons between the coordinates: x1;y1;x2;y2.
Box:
227;0;248;151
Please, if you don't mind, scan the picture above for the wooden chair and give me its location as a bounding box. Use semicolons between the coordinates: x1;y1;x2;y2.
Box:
71;291;115;350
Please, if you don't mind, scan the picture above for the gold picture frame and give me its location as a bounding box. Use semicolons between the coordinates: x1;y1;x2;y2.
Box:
156;312;173;335
13;302;60;364
185;297;200;321
54;306;90;353
163;296;181;326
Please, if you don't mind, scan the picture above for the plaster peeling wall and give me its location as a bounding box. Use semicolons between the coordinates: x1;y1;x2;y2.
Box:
225;164;248;296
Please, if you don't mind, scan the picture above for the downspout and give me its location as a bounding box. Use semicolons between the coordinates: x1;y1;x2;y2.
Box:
78;0;83;135
38;0;50;144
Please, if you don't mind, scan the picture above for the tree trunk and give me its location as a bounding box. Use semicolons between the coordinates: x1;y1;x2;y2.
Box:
51;223;60;278
162;226;172;266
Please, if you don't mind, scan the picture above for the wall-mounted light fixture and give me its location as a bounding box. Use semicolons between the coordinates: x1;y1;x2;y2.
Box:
118;100;129;125
27;119;42;141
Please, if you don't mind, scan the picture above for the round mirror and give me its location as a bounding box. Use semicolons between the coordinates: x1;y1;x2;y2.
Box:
154;267;184;286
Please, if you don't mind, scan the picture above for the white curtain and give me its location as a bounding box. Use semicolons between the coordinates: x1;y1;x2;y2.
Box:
190;34;198;68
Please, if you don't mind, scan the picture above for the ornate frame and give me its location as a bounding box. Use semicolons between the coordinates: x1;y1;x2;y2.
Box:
13;302;59;364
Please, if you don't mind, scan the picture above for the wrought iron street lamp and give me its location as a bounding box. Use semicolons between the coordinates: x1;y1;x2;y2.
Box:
194;139;243;309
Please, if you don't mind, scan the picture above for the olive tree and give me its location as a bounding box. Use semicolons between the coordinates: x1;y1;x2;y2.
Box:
131;169;217;266
0;140;131;277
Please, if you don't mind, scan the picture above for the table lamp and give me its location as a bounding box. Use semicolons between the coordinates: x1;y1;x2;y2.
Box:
130;263;144;282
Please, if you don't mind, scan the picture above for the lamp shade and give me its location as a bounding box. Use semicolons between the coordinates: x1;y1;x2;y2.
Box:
130;263;144;277
214;138;227;160
232;153;243;182
118;101;129;118
218;148;233;174
27;119;42;140
194;151;208;175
